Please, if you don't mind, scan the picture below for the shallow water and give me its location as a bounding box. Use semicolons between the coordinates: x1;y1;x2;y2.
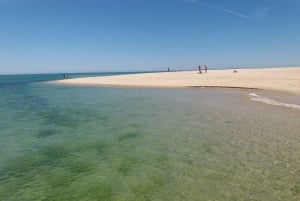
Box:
0;76;300;201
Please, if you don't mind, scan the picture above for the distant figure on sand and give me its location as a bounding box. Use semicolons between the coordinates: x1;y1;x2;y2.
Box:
168;67;170;72
198;65;202;74
204;65;208;73
63;74;66;79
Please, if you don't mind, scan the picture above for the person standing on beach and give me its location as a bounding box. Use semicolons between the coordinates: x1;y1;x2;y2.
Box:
198;65;202;74
204;65;208;73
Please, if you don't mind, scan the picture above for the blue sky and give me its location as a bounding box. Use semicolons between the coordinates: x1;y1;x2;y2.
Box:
0;0;299;74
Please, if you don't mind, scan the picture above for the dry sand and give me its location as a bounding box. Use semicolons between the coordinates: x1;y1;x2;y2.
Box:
51;67;300;95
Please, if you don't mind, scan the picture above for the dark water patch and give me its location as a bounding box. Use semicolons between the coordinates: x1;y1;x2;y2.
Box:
185;112;193;117
46;181;113;201
0;175;37;200
45;170;77;189
291;184;300;196
39;145;67;161
2;85;50;114
0;151;59;178
63;160;92;175
224;120;233;124
1;153;33;180
117;105;131;113
0;144;92;198
70;141;109;156
186;159;193;165
204;172;227;182
99;115;111;121
199;143;218;153
118;164;132;176
41;111;69;125
82;182;113;201
150;112;156;117
11;85;49;112
45;182;112;201
156;155;170;167
94;142;109;155
117;156;139;176
118;131;140;141
129;123;141;128
98;114;112;123
0;74;65;85
40;110;81;128
39;107;107;129
132;175;166;201
37;128;58;138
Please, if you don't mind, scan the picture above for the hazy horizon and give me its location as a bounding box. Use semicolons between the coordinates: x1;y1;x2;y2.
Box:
1;65;299;76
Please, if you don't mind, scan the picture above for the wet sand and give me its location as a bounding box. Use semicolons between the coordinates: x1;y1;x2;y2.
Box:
51;67;300;95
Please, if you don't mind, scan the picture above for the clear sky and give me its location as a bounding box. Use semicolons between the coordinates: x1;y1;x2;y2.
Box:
0;0;299;74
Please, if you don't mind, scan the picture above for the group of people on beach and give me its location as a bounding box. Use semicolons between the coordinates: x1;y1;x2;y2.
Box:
198;65;208;74
167;65;208;73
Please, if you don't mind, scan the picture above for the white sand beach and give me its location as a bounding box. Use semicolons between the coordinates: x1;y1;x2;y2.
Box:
52;67;300;95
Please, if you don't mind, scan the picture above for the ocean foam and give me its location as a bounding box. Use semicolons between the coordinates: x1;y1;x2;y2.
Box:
249;93;300;110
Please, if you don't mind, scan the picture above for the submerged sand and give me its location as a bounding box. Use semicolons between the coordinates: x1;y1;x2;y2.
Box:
51;67;300;95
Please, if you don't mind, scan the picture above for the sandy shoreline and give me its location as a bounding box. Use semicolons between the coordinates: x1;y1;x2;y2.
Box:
50;67;300;95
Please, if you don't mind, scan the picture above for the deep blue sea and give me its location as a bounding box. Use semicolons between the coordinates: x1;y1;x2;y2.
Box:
0;73;300;201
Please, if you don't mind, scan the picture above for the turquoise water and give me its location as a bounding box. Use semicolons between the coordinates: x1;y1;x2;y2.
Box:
0;74;300;200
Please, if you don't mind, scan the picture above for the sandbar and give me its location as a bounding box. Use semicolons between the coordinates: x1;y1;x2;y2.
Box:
50;67;300;95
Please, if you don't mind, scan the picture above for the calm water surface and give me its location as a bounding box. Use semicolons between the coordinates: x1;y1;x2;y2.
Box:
0;74;300;201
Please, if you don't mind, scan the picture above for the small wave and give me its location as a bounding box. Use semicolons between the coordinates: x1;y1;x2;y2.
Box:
249;93;300;110
248;93;258;97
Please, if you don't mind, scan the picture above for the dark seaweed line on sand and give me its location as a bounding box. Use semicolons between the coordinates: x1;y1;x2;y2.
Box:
189;86;259;90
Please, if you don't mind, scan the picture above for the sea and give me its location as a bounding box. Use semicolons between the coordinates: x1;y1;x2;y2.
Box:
0;73;300;201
